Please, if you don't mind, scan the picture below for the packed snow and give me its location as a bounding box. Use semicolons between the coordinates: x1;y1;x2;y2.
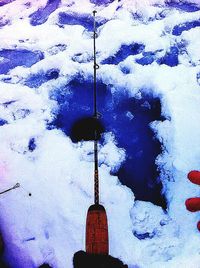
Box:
0;0;200;267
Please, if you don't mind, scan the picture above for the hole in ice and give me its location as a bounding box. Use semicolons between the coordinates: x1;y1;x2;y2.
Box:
58;12;107;31
110;95;166;208
101;43;145;65
172;20;200;36
0;49;44;74
50;75;110;136
29;0;61;26
50;75;167;208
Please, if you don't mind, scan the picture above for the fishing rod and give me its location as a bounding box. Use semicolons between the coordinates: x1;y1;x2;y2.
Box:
93;9;100;205
0;183;20;195
85;10;109;255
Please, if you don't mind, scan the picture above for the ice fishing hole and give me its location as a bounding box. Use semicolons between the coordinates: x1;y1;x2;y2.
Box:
50;76;167;209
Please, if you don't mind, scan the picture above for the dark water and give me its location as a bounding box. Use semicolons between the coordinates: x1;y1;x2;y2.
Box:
0;49;44;74
29;0;61;26
50;75;167;208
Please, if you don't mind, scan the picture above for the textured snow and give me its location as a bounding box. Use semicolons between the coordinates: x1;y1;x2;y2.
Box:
0;0;200;267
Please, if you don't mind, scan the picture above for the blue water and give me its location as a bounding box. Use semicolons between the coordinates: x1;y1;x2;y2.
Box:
50;75;166;208
58;12;106;31
29;0;61;26
172;20;200;36
102;43;145;65
0;49;44;74
24;69;59;88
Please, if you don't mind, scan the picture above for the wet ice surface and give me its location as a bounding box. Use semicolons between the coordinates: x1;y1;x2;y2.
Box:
0;49;44;74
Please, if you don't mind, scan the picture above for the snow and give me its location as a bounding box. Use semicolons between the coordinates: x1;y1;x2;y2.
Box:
0;0;200;267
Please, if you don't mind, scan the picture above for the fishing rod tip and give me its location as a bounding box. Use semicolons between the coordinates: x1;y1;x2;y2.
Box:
14;183;20;189
93;10;97;15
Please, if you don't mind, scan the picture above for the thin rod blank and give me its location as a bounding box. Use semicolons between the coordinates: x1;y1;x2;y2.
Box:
0;183;20;195
93;10;99;205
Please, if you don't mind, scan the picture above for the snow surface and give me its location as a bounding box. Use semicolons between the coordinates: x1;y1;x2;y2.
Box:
0;0;200;267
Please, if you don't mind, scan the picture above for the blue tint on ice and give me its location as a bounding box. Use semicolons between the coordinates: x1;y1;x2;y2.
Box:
28;138;37;152
0;0;14;7
120;66;131;74
50;76;166;208
197;72;200;86
167;2;200;12
23;237;36;242
172;20;200;36
30;0;61;26
0;119;8;126
24;69;59;88
101;43;145;65
2;100;17;107
58;12;106;31
133;231;155;240
90;0;114;5
136;52;156;65
0;49;44;74
157;46;179;67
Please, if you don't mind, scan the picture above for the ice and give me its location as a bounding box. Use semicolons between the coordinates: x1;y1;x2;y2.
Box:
0;0;200;268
